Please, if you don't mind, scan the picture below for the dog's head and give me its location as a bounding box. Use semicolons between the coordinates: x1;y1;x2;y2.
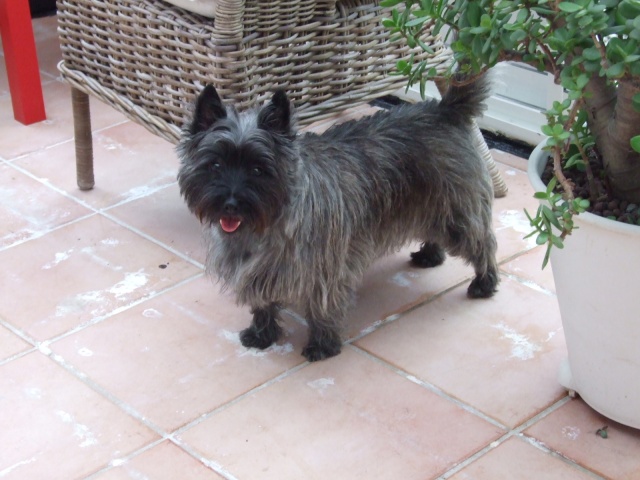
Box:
177;85;298;235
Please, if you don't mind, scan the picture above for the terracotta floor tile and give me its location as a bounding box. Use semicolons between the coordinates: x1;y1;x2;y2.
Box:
51;276;307;431
179;348;503;480
492;161;541;260
0;214;201;341
106;183;205;265
450;436;595;479
525;398;640;479
0;80;127;160
93;441;224;479
0;352;158;480
356;275;567;428
14;119;178;209
345;246;476;339
501;246;556;294
0;162;91;249
0;324;31;361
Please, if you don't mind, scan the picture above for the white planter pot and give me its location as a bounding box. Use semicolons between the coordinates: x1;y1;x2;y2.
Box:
528;142;640;429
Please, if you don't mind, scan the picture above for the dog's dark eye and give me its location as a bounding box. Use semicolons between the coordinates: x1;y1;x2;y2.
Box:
251;167;263;177
210;162;221;171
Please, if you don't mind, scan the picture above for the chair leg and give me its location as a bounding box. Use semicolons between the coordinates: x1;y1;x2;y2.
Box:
71;87;94;190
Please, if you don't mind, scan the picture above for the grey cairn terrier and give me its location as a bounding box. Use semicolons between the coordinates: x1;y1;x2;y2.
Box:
177;75;499;362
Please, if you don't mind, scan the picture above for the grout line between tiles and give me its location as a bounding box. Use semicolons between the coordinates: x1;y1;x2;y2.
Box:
0;211;98;253
45;348;169;438
99;210;206;271
3;158;102;209
83;438;166;480
501;271;556;297
346;274;489;345
0;347;37;367
517;434;606;480
172;361;310;437
496;245;540;268
169;438;240;480
42;272;205;347
347;345;600;479
0;316;38;347
346;344;508;431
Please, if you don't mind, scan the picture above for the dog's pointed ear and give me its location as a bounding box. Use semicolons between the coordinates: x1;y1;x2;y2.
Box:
257;90;292;135
190;84;226;134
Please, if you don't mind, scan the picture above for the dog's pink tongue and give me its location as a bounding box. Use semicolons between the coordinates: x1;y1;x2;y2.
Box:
220;216;242;233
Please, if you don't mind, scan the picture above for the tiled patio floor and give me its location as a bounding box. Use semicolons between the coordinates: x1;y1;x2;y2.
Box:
1;14;639;480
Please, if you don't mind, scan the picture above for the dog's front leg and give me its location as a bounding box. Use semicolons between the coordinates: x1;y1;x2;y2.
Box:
240;303;283;350
301;288;350;362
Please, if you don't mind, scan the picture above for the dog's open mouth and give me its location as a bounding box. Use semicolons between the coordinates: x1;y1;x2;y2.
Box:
220;216;242;233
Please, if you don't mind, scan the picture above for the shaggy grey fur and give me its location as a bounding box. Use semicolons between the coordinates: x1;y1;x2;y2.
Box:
177;76;499;361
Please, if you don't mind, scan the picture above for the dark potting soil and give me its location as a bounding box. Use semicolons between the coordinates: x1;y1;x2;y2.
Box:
540;154;640;226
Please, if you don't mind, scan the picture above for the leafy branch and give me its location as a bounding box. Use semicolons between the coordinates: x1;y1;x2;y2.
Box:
381;0;640;267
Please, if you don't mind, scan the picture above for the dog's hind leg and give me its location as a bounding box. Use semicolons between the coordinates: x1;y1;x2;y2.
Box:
240;303;283;350
466;235;499;298
447;222;499;298
410;242;446;268
301;285;352;362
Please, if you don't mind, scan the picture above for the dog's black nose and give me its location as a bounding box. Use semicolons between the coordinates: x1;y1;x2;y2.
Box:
223;198;239;215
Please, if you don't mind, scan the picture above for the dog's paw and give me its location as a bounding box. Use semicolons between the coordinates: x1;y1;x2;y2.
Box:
410;245;445;268
467;273;498;299
239;325;281;350
301;340;342;362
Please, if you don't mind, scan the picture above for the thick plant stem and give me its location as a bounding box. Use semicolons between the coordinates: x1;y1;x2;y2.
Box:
584;77;640;202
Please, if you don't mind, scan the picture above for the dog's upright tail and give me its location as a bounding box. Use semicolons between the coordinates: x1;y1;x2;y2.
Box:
437;73;491;123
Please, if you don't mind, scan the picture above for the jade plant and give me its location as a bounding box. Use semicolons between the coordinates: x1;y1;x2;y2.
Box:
382;0;640;266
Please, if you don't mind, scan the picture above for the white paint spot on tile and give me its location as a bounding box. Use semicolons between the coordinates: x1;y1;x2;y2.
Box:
100;238;119;246
389;272;413;287
55;290;106;318
492;322;542;360
517;278;553;296
123;467;150;480
561;426;581;440
42;249;74;269
24;387;43;400
110;458;127;467
78;347;94;357
122;183;169;203
174;304;210;325
496;210;537;245
220;329;240;345
505;169;517;176
80;247;123;271
307;377;335;391
269;343;294;355
142;308;163;318
55;410;98;448
0;457;37;476
109;270;149;298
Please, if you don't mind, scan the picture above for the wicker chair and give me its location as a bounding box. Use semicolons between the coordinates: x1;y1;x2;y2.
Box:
56;0;506;196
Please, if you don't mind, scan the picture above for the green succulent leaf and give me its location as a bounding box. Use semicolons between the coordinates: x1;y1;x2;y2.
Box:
558;2;583;13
